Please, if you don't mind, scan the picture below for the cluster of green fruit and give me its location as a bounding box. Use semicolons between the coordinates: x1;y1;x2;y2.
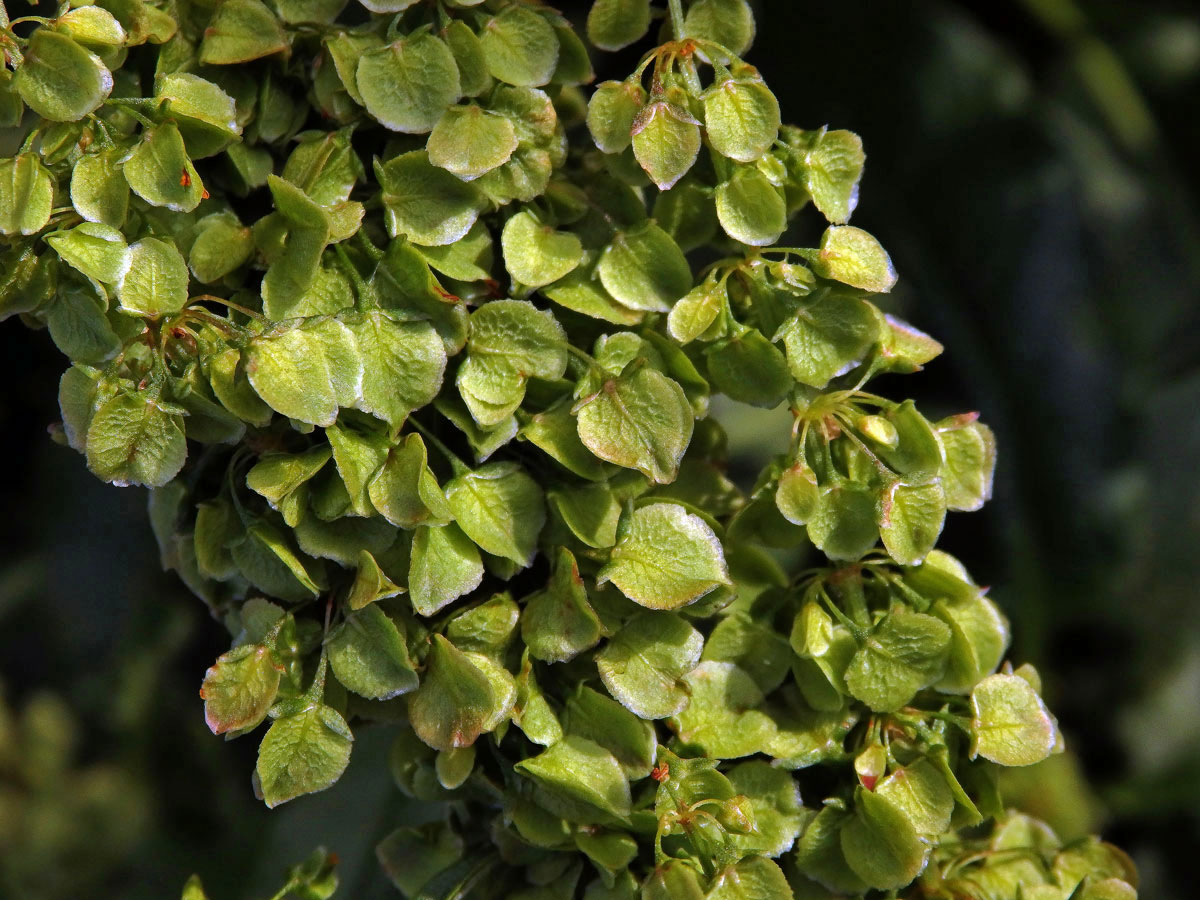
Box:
0;1;1136;898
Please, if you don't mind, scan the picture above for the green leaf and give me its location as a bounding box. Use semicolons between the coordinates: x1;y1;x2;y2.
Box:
672;661;775;759
327;604;418;700
46;223;129;285
357;32;461;133
444;20;491;97
86;390;187;487
514;735;631;823
193;499;241;579
970;674;1059;767
521;548;603;663
200;644;283;736
501;210;582;288
377;151;482;246
435;746;475;790
321;27;379;95
14;30;111;122
704;79;780;163
925;594;1008;694
261;176;330;317
844;608;951;712
598;502;728;610
117;237;189;317
437;394;519;462
563;684;655;780
513;652;563;746
879;480;947;566
326;422;389;517
408;524;484;616
256;701;353;807
595;610;702;719
794;806;868;895
576;366;693;483
587;81;645;153
704;326;790;407
775;461;819;525
155;73;241;158
44;279;121;365
548;482;621;549
342;311;446;427
445;593;520;652
310;315;366;408
368;433;451;529
189;211;254;283
641;861;706;900
702;613;792;694
357;0;421;11
246;446;331;525
407;635;506;750
427;104;518;181
806;483;879;560
0;153;53;236
797;129;864;224
937;415;997;512
726;761;804;858
586;0;651;51
778;289;880;388
445;461;545;566
233;522;323;600
812;226;897;293
246;320;359;427
706;857;792;900
376;825;465;898
56;6;126;47
654;178;719;253
282;129;363;207
371;237;464;334
875;758;955;835
70;149;129;227
876;311;943;373
58;364;104;452
276;0;348;24
459;298;567;424
683;0;756;56
225;143;274;194
346;550;405;611
598;223;691;313
417;220;494;282
716;165;786;246
631;101;700;191
207;347;273;427
199;0;287;64
181;873;210;900
575;831;637;886
551;19;594;85
123;122;204;212
873;400;943;482
542;254;644;326
480;6;559;88
667;281;725;345
293;514;395;567
840;788;930;890
468;297;566;379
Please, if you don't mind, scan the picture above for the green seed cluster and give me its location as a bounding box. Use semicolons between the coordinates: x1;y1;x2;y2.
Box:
0;1;1136;898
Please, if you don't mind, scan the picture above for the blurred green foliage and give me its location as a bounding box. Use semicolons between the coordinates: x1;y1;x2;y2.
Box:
0;0;1197;897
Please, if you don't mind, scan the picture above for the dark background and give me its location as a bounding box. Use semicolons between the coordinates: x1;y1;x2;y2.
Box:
0;0;1197;896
